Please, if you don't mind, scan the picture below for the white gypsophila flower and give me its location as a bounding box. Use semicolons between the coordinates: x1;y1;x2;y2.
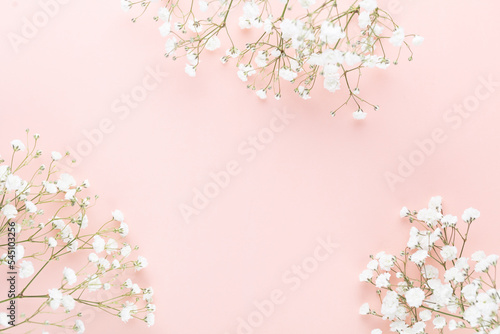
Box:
68;240;78;252
79;213;89;229
389;27;405;47
88;253;99;263
124;278;133;288
471;250;486;262
375;272;391;288
440;245;458;262
56;173;76;192
405;288;425;307
371;329;382;334
381;290;399;320
1;204;18;219
399;206;410;218
237;64;256;81
145;313;155;327
106;238;119;254
92;235;105;254
444;267;466;283
112;209;125;222
367;259;378;270
324;76;341;93
360;0;378;13
0;312;10;327
63;267;77;285
15;245;24;261
74;319;85;333
433;316;446;329
48;237;57;248
359;303;370;315
11;139;26;151
143;287;154;301
131;285;147;298
119;302;138;322
112;259;121;269
359;269;373;282
319;21;345;45
427;279;453;307
187;19;202;33
48;288;63;310
135;256;148;271
416;208;442;226
462;283;479;302
158;7;170;21
0;166;9;182
358;11;371;29
390;322;407;332
298;0;315;9
198;0;208;11
344;52;361;66
352;109;367;120
119;222;129;237
19;260;34;278
120;0;131;12
25;200;37;213
147;304;156;312
441;214;458;227
256;89;267;99
462;207;480;223
376;252;395;271
98;258;110;270
86;275;102;292
428;196;442;211
410;249;428;266
62;295;76;311
65;189;76;200
51;151;62;161
255;51;268;68
185;64;196;77
419;309;432;321
412;35;424;46
43;181;58;194
279;68;297;82
165;37;177;54
6;174;22;191
206;36;221;51
121;244;132;257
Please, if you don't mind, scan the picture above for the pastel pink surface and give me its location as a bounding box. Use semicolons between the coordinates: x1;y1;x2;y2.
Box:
1;1;499;333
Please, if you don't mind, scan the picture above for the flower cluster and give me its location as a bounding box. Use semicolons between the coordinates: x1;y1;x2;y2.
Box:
0;131;155;332
360;196;499;333
122;0;422;119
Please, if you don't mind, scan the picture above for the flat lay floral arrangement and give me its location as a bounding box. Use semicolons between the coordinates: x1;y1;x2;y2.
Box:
360;197;500;334
0;131;155;333
121;0;423;119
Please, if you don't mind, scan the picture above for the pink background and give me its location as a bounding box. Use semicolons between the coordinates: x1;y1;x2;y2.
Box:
1;0;500;333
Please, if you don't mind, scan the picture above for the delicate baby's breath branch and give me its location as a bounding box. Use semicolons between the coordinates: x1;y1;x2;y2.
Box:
0;132;155;332
122;0;423;119
359;196;499;333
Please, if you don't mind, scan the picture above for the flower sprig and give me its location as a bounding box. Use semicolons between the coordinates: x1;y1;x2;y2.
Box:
360;196;499;334
0;130;155;333
122;0;423;119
